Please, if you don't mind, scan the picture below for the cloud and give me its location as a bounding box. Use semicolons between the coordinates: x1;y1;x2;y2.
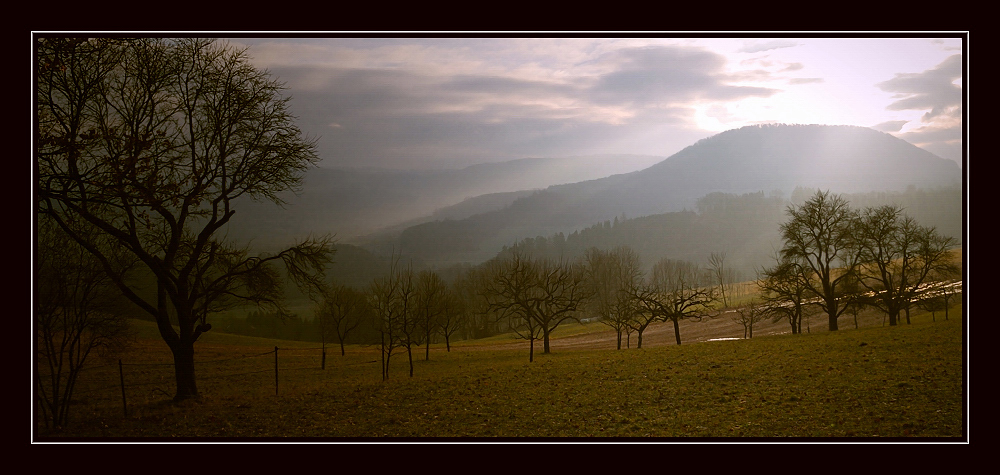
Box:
872;120;909;133
789;77;824;85
738;39;800;54
589;46;779;105
877;54;962;121
876;54;963;163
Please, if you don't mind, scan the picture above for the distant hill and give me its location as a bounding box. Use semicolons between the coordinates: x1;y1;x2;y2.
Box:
391;124;963;267
221;154;665;251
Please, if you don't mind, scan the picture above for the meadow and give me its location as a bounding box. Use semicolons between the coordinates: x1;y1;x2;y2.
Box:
35;305;965;441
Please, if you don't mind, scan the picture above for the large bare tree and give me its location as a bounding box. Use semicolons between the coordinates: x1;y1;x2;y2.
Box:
36;38;332;400
778;190;859;331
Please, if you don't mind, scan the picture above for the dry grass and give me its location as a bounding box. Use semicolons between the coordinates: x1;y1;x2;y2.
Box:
34;302;965;441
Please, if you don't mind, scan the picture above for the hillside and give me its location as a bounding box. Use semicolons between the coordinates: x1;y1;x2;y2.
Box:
221;154;665;251
390;124;962;268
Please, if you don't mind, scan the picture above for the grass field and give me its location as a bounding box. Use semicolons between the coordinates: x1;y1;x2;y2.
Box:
34;305;966;441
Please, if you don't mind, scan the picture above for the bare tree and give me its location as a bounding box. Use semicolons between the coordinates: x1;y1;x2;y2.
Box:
584;246;642;350
778;190;859;331
855;205;959;326
757;254;811;334
732;300;767;338
316;284;368;362
647;258;715;345
708;251;731;308
36;217;134;430
415;270;447;360
36;38;333;400
482;247;590;361
368;257;404;381
437;281;466;351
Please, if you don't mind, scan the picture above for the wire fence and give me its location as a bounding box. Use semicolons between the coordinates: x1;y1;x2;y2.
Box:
37;344;380;420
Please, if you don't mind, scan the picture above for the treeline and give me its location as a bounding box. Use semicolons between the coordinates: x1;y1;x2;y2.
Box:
494;185;961;277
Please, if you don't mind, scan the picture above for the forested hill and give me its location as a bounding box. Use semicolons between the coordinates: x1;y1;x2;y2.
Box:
390;124;962;269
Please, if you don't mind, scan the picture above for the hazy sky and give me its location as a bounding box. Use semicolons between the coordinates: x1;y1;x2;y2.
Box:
229;35;964;170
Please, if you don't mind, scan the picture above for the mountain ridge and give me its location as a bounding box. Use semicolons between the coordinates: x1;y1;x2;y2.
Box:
388;124;961;266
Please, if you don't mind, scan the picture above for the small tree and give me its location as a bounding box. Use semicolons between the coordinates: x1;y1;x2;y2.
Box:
732;300;767;338
415;270;447;360
36;218;134;430
634;258;714;346
757;255;811;334
584;246;642;350
316;284;368;361
482;247;590;361
708;251;732;308
437;282;466;351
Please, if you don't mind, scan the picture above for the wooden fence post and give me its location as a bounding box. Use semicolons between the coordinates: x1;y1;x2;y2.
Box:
119;359;127;417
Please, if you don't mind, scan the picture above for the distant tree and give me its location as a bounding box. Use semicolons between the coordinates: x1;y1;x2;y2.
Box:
36;217;134;430
36;38;333;400
455;267;499;340
708;252;731;308
584;246;642;350
415;270;447;360
436;283;465;351
316;284;368;361
732;300;767;338
482;247;590;361
647;258;715;345
757;255;811;334
778;190;860;331
368;257;405;381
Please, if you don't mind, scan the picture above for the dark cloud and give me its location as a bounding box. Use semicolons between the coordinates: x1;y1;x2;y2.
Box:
589;46;779;105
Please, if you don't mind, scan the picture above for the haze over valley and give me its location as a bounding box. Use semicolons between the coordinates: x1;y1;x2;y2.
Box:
224;123;962;287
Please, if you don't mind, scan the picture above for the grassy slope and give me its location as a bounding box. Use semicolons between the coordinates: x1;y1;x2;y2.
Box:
38;304;965;440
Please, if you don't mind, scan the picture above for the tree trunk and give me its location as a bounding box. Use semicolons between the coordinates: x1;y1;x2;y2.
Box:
616;331;622;350
529;337;535;362
636;329;644;349
425;329;432;361
406;344;414;377
542;327;551;354
672;318;682;345
170;340;199;401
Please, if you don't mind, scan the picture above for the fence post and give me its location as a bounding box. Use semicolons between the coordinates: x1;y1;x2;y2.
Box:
274;346;279;396
119;359;127;418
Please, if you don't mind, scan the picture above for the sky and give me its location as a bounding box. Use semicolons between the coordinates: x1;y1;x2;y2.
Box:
228;35;965;171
